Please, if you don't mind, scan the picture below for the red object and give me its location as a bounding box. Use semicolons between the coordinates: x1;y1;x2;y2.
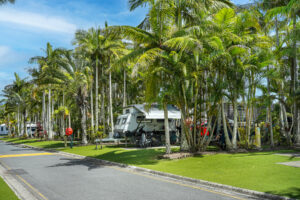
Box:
65;127;73;136
201;127;209;136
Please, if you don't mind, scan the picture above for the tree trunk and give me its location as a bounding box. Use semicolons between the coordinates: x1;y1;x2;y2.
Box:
42;91;46;134
80;103;88;145
48;89;53;139
17;106;20;136
7;115;11;136
163;103;171;154
221;99;232;150
109;69;114;135
101;84;105;149
267;66;274;147
24;112;28;137
90;85;94;134
292;13;299;147
231;97;238;149
123;68;127;108
52;99;55;136
95;56;99;135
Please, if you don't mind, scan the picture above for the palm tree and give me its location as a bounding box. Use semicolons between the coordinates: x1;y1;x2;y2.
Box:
3;73;31;136
30;43;63;139
41;50;92;144
266;0;300;146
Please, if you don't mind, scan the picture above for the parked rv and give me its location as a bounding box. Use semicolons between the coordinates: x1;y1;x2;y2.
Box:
114;104;181;147
0;123;37;136
0;124;9;135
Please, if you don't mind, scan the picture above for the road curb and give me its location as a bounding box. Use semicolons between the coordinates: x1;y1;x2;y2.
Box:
5;141;294;200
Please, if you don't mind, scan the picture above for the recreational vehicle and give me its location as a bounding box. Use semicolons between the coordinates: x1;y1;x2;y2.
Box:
0;124;8;135
114;104;181;147
0;123;37;136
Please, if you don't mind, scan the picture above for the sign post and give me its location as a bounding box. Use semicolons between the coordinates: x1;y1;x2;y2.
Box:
65;127;73;149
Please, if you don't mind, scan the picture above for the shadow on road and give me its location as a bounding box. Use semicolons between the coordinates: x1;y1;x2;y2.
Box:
91;149;161;166
47;157;115;171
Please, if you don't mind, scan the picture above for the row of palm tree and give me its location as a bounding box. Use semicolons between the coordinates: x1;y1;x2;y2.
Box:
1;0;299;153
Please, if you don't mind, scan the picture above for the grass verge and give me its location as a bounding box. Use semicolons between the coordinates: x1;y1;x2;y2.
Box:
0;176;19;200
1;137;300;199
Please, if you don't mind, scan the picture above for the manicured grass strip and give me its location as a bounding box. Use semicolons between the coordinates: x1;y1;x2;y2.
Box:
1;137;68;149
0;176;19;200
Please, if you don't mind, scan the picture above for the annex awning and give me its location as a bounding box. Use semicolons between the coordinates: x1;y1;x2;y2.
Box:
132;104;181;119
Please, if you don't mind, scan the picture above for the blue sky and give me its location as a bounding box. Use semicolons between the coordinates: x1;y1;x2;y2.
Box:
0;0;252;92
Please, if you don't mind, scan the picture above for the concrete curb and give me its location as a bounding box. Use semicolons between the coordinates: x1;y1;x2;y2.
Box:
4;141;295;200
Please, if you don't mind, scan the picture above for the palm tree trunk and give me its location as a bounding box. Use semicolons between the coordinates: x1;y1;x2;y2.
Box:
267;66;274;147
7;114;11;136
221;99;232;150
90;85;94;133
292;13;300;147
232;96;238;149
80;103;88;145
48;89;52;139
163;102;171;154
123;69;127;108
17;106;20;136
52;98;55;136
101;84;105;148
109;69;114;135
95;56;99;134
42;91;46;133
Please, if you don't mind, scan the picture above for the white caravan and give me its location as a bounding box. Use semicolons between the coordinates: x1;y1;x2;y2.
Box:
114;104;181;147
0;124;8;135
0;123;37;136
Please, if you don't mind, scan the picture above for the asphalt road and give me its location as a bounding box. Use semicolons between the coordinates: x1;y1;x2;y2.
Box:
0;140;256;200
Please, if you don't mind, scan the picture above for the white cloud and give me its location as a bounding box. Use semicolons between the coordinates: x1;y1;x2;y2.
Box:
0;46;25;66
0;8;77;34
0;46;10;58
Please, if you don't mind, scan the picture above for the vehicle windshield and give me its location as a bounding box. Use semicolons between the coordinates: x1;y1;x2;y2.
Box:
122;118;127;124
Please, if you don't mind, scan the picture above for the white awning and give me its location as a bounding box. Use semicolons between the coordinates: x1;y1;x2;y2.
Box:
133;104;181;119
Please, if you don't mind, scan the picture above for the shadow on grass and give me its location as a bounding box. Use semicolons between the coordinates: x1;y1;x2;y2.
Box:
266;187;300;199
37;143;65;149
92;149;162;166
47;157;115;171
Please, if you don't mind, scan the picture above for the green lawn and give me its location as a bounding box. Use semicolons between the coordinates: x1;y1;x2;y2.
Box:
1;137;71;149
1;137;300;199
0;177;19;200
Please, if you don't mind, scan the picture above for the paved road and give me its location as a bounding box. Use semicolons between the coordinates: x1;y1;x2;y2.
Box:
0;140;256;200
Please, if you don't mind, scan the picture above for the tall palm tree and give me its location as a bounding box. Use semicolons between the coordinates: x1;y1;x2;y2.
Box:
30;43;62;139
267;0;300;146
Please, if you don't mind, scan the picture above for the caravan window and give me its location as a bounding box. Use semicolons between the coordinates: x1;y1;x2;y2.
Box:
116;119;121;125
122;118;127;124
0;127;3;132
157;119;172;123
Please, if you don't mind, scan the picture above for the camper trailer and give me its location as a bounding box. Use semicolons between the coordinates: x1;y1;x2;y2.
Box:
0;123;37;136
114;104;181;147
0;124;8;135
